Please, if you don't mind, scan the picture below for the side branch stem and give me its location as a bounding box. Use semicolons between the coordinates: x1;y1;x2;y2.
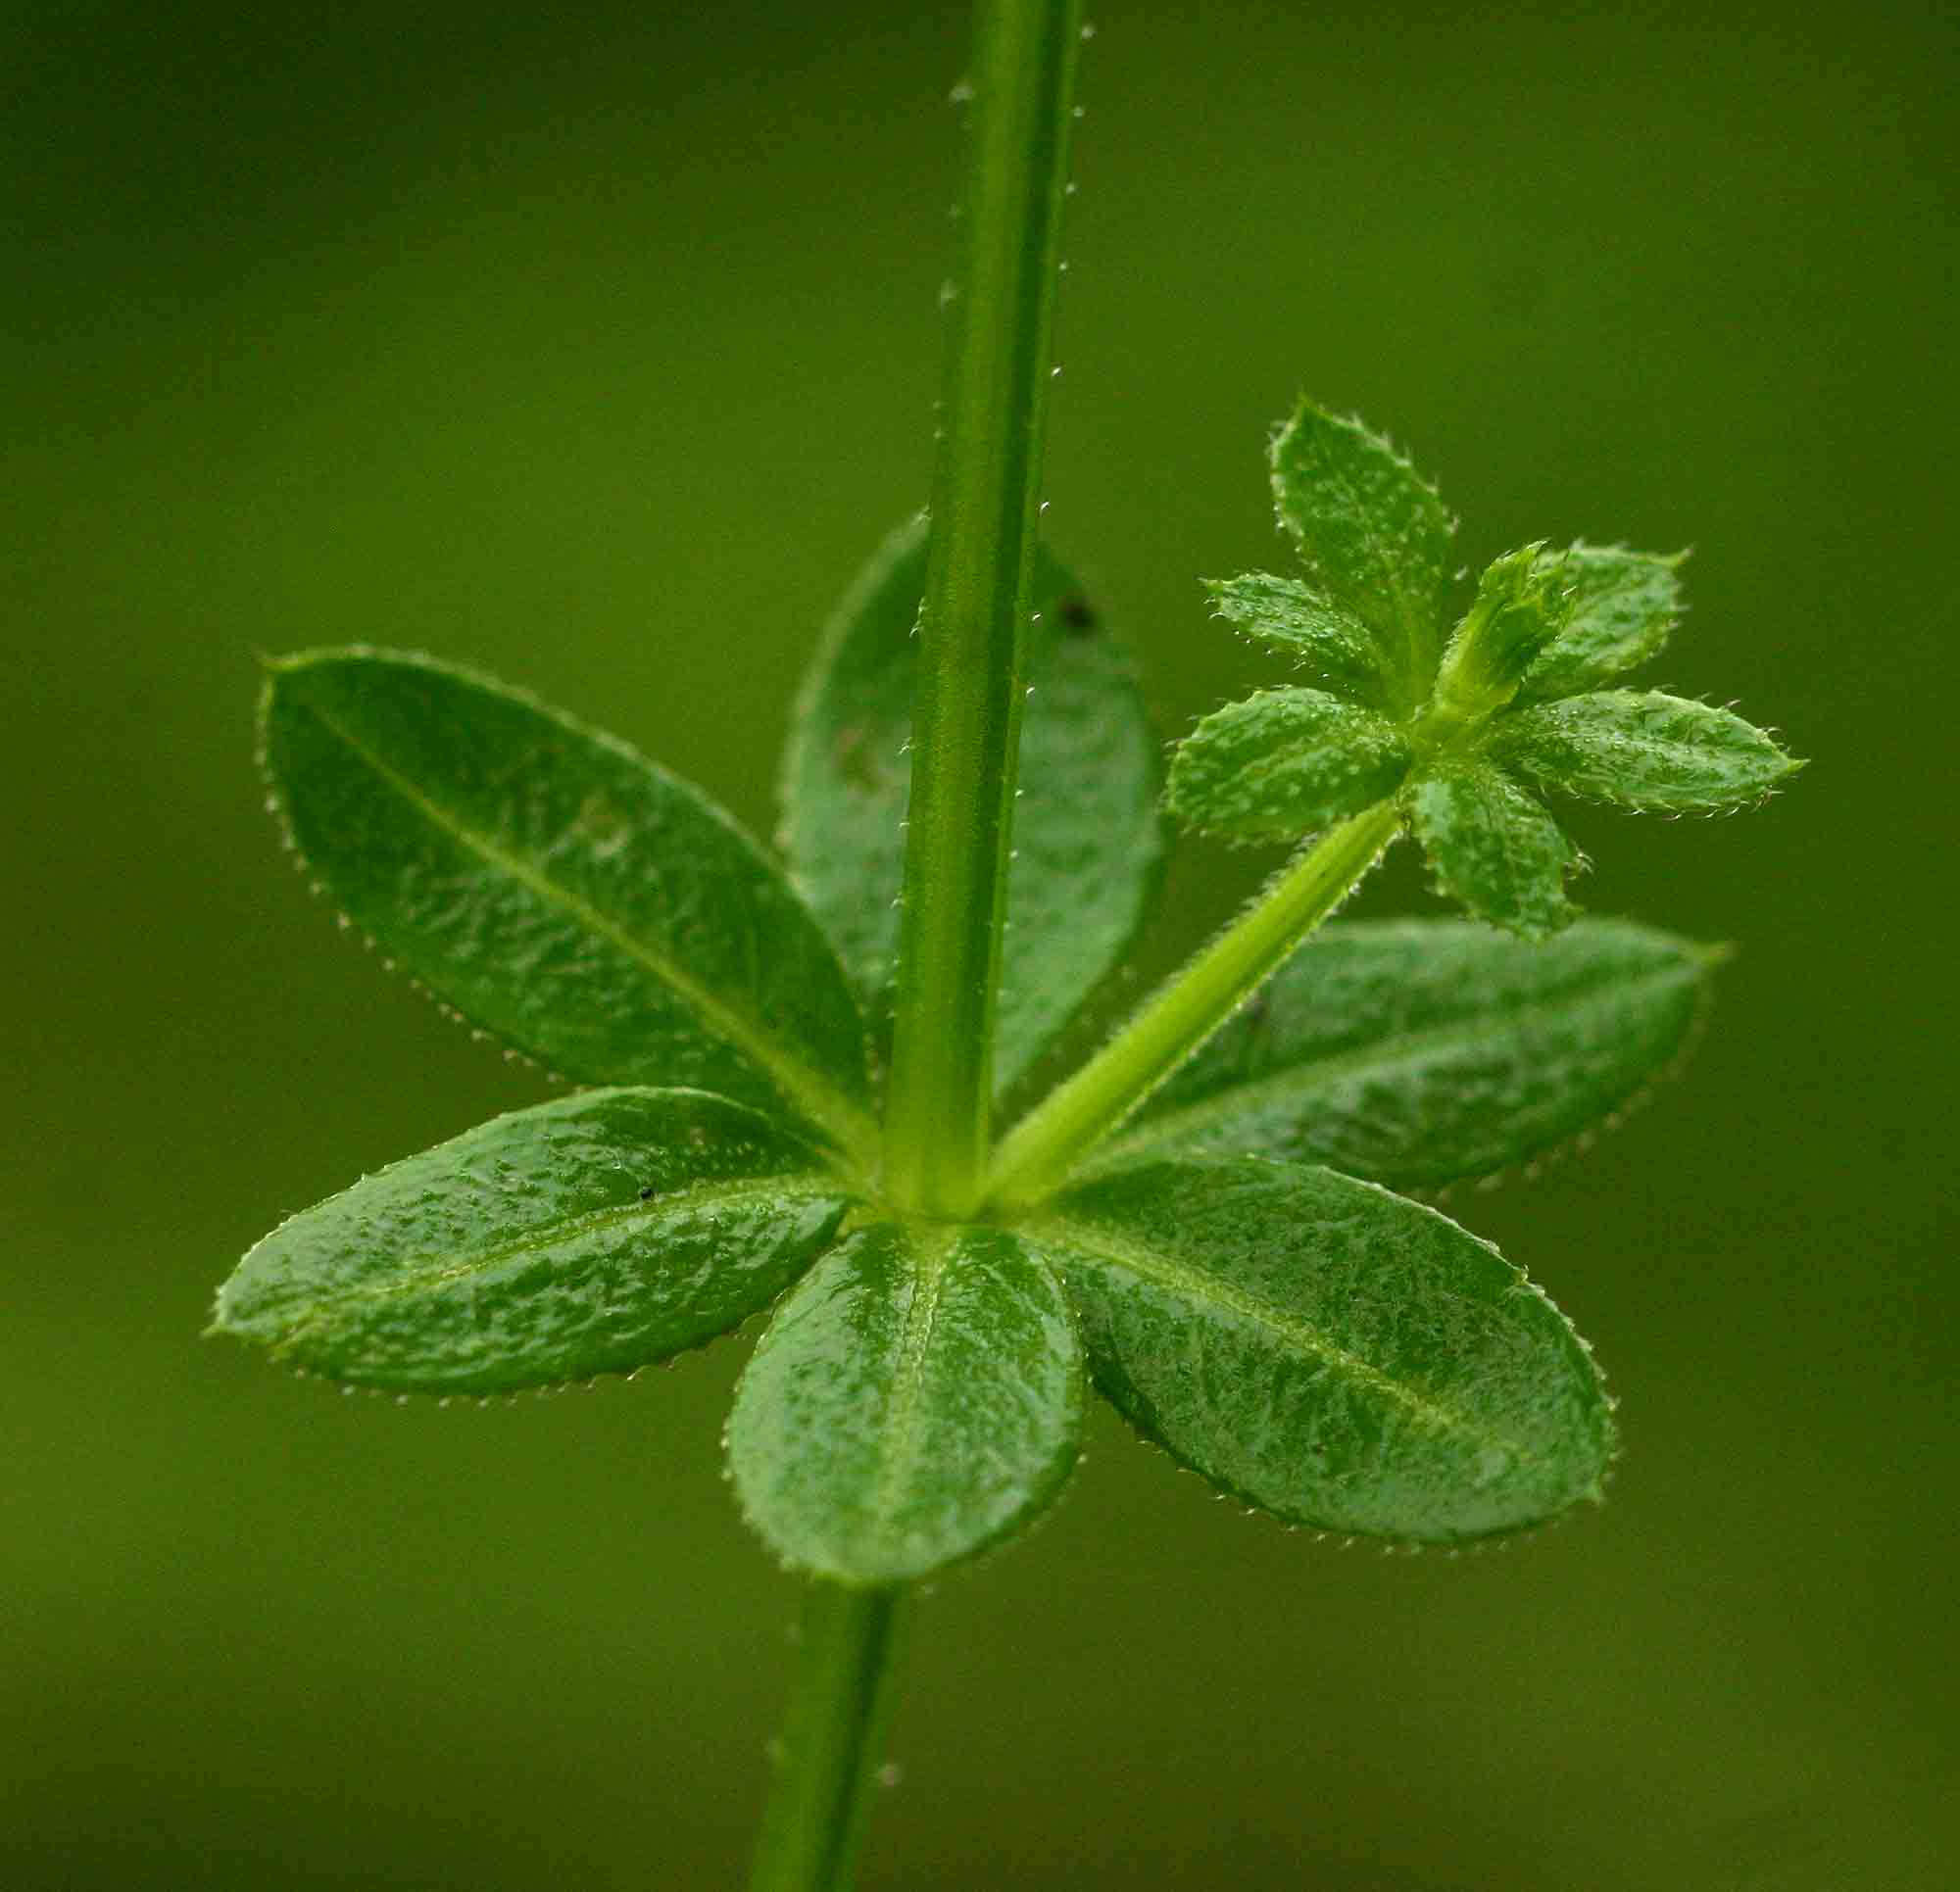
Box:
986;801;1404;1208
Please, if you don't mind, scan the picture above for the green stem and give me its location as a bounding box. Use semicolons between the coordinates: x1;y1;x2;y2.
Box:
748;1583;906;1892
883;0;1085;1219
985;800;1404;1208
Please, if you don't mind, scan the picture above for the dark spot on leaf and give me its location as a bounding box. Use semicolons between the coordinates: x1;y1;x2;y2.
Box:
639;1187;655;1200
833;724;889;794
1057;594;1097;633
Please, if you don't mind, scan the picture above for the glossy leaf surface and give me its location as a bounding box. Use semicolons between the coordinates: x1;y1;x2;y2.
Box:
1031;1157;1614;1542
1407;760;1579;941
1166;688;1411;838
1103;919;1712;1189
1268;403;1454;708
1498;690;1802;811
216;1090;854;1394
263;651;875;1158
728;1221;1084;1583
780;516;1161;1093
1203;573;1394;708
1517;545;1684;703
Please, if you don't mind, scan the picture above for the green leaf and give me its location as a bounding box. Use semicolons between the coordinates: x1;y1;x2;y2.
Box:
779;516;1163;1094
1496;690;1803;812
1407;760;1579;941
727;1222;1084;1583
1203;573;1396;709
214;1089;854;1395
1268;402;1455;708
1165;688;1412;838
1101;919;1713;1189
1030;1157;1615;1542
1517;545;1685;703
1433;543;1568;721
262;650;876;1162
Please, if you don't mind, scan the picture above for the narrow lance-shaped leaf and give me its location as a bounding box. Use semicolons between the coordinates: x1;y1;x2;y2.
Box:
779;515;1163;1094
1203;573;1396;710
1496;690;1803;811
1268;403;1455;709
1030;1157;1615;1542
1407;759;1580;942
1166;687;1412;839
214;1090;856;1395
727;1221;1085;1583
1102;918;1715;1189
1517;545;1685;703
263;650;875;1160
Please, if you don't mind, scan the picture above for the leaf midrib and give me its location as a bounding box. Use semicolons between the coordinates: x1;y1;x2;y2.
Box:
299;696;877;1163
865;1224;956;1540
270;1173;842;1340
1028;1209;1542;1467
1096;953;1697;1169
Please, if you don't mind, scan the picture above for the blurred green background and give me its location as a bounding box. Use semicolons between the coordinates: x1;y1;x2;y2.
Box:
7;1;1954;1886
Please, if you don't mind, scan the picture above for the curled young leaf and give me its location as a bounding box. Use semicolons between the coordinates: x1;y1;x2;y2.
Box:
215;1090;855;1395
263;650;876;1161
1203;573;1396;709
1166;688;1412;839
727;1222;1084;1583
1029;1156;1615;1543
1432;543;1567;722
1517;545;1685;704
1268;403;1454;709
779;516;1163;1096
1406;759;1579;942
1496;690;1803;812
1100;919;1714;1189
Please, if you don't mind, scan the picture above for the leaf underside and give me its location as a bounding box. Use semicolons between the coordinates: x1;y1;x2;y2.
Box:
1407;760;1579;942
217;1089;855;1394
1498;690;1801;811
1032;1156;1615;1542
1268;404;1454;708
1106;918;1712;1189
262;650;873;1151
1166;687;1412;838
781;515;1162;1096
728;1220;1085;1583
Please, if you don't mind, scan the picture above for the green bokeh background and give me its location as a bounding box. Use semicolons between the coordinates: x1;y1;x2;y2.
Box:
7;2;1954;1886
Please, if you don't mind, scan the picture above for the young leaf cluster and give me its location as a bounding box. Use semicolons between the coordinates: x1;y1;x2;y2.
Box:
1172;403;1803;939
215;412;1794;1583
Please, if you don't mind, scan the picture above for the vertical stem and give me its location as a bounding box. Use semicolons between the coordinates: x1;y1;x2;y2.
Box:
883;0;1085;1218
749;1583;906;1892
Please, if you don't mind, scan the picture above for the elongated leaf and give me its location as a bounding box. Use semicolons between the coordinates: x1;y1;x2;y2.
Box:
728;1221;1084;1582
779;516;1163;1093
1497;690;1803;811
1518;545;1684;703
263;650;875;1160
1203;573;1395;709
1030;1157;1614;1542
1102;919;1713;1189
1407;759;1579;941
215;1089;855;1394
1166;687;1412;838
1268;403;1454;707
